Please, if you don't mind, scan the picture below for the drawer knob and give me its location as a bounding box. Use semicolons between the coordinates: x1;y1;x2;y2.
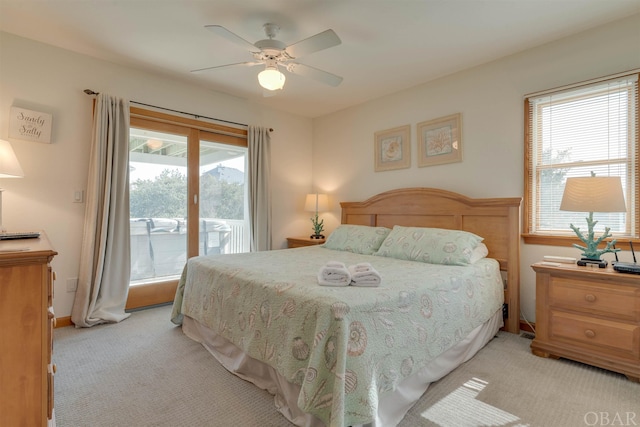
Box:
584;294;596;302
584;329;596;338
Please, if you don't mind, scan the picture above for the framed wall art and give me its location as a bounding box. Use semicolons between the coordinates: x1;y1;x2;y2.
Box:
417;113;461;167
374;125;411;172
9;106;53;144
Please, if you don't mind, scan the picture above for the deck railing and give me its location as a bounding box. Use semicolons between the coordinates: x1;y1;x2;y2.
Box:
224;219;247;254
130;218;248;284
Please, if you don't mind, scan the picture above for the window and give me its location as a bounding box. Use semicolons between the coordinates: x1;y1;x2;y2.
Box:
524;72;639;243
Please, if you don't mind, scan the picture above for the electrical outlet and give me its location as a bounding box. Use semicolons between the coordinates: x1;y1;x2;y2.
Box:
66;278;78;292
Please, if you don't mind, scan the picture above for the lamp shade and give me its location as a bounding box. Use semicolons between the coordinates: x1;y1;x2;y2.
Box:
560;176;626;213
305;193;329;213
0;139;24;178
258;66;286;91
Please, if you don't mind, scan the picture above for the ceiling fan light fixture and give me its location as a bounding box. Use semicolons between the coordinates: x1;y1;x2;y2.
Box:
258;66;285;91
145;138;163;150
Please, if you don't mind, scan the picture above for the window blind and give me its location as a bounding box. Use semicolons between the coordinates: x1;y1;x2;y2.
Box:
526;72;638;237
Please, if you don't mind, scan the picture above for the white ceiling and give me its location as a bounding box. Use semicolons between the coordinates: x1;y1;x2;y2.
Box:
1;0;639;118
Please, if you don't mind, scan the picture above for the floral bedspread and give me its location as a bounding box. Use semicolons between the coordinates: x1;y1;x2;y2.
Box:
171;246;503;427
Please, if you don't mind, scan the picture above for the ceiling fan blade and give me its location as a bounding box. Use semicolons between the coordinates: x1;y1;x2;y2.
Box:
205;25;257;52
285;29;341;59
287;63;343;87
191;62;261;73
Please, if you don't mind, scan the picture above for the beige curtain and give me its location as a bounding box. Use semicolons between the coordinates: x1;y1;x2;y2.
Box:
248;126;272;251
72;93;131;327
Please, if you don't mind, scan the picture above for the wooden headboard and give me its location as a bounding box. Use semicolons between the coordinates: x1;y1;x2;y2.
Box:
341;187;522;334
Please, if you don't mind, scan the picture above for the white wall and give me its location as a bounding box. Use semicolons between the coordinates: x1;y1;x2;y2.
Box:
312;13;640;322
0;32;313;318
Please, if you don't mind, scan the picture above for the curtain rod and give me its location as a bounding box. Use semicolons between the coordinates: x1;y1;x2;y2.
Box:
83;89;273;132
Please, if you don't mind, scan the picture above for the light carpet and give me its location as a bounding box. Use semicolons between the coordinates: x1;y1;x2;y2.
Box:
54;305;639;427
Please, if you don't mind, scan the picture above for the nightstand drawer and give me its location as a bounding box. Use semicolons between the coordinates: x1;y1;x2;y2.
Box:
549;277;639;321
551;311;640;358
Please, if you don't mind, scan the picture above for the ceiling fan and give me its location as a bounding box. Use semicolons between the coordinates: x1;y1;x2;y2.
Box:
192;23;343;92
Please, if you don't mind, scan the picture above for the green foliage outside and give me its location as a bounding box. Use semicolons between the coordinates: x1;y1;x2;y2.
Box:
540;147;570;197
199;173;244;219
539;147;570;229
130;168;244;220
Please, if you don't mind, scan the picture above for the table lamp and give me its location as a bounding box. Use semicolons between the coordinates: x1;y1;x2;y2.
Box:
559;173;626;267
304;193;329;239
0;140;25;231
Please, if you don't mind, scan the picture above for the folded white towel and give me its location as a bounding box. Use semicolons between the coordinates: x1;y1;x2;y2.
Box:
318;261;351;286
326;261;347;268
348;263;382;287
351;262;373;273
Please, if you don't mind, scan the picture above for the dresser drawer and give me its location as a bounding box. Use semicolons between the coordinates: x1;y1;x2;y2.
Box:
549;277;639;321
48;269;55;306
48;308;55;363
47;364;55;420
550;311;640;358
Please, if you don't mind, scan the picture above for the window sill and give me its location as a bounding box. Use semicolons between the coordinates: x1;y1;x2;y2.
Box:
522;234;639;249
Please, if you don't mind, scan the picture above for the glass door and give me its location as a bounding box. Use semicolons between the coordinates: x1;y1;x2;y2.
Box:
128;123;250;288
129;126;189;284
198;136;249;256
126;110;249;311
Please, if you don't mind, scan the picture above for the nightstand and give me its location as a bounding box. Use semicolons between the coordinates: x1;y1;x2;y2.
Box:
530;262;640;382
287;236;326;248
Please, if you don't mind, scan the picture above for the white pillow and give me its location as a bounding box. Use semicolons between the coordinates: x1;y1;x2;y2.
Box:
469;243;489;264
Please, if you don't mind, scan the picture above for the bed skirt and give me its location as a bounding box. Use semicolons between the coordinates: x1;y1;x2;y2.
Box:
181;309;503;427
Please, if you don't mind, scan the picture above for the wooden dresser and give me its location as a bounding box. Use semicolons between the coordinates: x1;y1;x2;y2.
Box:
287;236;326;248
0;233;58;426
531;262;640;382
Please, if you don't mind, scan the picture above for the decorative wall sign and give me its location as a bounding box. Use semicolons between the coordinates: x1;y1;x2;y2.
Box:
9;106;53;143
417;113;462;167
374;125;411;172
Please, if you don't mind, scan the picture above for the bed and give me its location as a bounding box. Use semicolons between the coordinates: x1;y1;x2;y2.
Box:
171;187;521;427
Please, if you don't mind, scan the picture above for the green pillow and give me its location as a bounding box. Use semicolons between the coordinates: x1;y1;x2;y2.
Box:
374;226;483;265
323;225;391;255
